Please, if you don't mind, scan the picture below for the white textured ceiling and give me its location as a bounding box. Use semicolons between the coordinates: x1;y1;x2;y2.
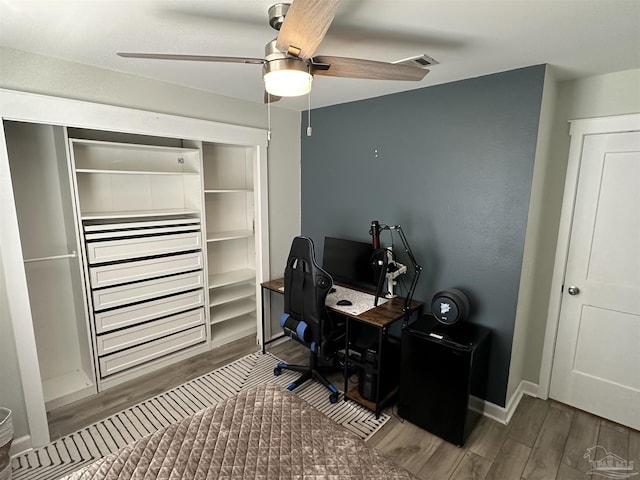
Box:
1;0;639;111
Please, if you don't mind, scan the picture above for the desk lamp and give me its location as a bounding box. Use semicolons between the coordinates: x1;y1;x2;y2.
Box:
369;220;422;316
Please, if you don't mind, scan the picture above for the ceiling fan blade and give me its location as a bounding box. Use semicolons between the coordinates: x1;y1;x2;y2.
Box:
264;91;282;104
311;56;428;81
117;53;265;64
276;0;340;60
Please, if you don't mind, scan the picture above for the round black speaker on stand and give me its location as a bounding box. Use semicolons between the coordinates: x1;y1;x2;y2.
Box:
431;288;470;326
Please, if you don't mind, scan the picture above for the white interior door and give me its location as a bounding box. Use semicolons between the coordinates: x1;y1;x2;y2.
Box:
550;129;640;429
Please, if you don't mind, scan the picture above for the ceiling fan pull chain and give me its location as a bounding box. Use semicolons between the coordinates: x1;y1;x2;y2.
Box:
267;94;272;144
307;67;313;137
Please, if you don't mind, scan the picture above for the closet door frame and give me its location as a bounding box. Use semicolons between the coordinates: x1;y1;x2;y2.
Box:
0;89;269;448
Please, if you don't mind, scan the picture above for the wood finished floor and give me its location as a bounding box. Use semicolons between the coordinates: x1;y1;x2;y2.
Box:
47;334;259;440
48;336;639;480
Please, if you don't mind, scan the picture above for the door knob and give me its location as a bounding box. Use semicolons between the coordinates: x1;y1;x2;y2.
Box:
567;285;580;295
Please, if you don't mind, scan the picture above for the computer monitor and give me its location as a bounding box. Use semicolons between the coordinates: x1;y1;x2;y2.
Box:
322;236;377;291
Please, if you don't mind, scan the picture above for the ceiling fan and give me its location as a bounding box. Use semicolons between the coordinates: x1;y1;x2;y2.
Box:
118;0;429;103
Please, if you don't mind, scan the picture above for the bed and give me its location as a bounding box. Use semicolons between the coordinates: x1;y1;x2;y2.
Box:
60;383;419;479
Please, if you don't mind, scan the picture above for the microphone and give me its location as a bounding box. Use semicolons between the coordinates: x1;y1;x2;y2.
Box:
370;220;380;249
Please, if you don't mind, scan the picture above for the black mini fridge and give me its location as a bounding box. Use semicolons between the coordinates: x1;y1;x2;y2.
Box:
398;314;491;447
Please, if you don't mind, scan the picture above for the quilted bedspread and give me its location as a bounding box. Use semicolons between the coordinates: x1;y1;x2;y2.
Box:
60;383;419;479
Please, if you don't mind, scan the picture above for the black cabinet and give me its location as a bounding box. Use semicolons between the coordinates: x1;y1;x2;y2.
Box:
398;314;491;447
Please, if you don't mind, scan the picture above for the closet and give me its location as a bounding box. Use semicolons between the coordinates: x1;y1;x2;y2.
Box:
1;90;269;445
5;121;95;410
68;137;210;390
202;143;258;348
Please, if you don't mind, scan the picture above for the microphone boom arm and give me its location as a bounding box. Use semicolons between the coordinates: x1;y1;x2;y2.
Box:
390;225;422;315
370;221;422;315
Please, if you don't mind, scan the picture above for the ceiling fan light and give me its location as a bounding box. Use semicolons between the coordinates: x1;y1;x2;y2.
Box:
264;70;312;96
263;58;313;97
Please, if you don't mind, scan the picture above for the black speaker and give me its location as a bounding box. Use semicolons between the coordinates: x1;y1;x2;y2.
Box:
431;288;470;325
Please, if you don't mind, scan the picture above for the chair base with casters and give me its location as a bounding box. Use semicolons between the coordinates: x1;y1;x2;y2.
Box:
274;313;341;403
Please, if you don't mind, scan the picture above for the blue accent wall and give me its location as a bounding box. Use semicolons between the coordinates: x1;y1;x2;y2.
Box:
301;65;546;406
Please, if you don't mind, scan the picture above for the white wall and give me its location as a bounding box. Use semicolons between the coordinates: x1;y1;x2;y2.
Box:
0;47;301;445
507;65;560;406
507;68;640;405
560;68;640;120
0;242;28;441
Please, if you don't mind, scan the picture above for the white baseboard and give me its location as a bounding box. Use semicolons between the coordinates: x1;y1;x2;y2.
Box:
479;380;539;425
10;434;32;457
265;335;289;349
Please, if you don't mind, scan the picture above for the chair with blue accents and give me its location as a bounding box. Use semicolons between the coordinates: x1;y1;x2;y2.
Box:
273;236;343;403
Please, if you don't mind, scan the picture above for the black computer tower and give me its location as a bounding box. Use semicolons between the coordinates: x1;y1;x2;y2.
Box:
398;314;491;447
358;364;377;400
356;338;400;401
348;322;400;402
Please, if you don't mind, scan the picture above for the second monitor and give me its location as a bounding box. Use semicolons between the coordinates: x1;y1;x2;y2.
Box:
322;236;377;292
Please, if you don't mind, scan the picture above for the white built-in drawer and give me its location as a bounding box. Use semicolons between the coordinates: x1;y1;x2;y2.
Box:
86;231;202;264
94;289;205;334
84;219;201;239
99;325;206;378
89;252;203;289
96;308;205;356
92;271;204;311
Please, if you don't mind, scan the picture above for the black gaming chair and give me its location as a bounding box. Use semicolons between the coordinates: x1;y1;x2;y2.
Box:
274;236;344;403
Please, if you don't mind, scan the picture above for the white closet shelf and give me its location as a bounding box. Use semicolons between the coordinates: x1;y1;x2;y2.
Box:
71;139;201;175
81;208;201;220
24;251;77;263
70;138;200;152
209;283;255;307
76;169;200;175
210;300;256;325
204;189;253;193
206;230;253;242
210;314;256;349
209;269;255;289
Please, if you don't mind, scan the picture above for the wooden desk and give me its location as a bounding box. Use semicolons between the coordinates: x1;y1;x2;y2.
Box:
261;278;421;323
260;277;423;416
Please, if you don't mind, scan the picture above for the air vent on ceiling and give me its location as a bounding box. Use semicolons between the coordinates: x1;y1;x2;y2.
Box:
393;54;439;69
